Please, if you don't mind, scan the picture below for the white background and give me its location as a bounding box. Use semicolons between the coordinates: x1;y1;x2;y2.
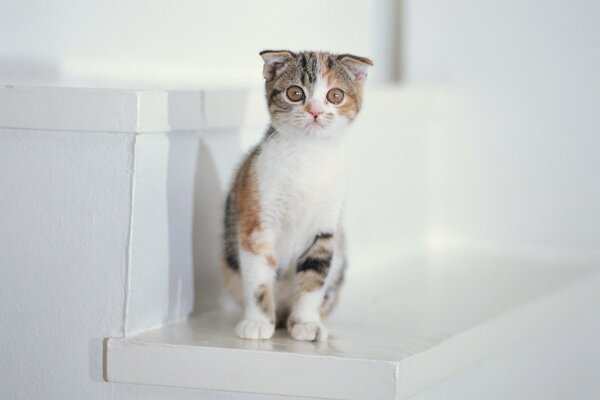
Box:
0;0;398;87
403;0;600;256
1;1;599;399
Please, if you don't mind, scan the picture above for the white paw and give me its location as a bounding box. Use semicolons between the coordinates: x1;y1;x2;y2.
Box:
235;319;275;340
289;321;329;342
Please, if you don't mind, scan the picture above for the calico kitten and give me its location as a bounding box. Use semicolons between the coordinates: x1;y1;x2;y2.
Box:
222;50;372;341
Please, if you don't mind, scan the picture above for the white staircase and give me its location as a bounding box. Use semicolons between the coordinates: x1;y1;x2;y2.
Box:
1;85;599;400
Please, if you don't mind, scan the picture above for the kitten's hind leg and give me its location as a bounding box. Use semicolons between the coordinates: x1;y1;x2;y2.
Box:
287;233;336;342
236;244;277;340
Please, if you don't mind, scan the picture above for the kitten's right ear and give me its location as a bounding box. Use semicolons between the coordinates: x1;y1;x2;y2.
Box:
338;54;373;84
259;50;295;80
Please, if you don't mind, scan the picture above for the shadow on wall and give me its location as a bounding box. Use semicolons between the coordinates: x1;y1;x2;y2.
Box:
191;138;235;315
0;57;60;85
129;108;245;331
165;132;199;323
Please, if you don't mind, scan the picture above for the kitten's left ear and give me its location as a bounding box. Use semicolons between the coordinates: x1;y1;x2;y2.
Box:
338;54;374;83
259;50;295;80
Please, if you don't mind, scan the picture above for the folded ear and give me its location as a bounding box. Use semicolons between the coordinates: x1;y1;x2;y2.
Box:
259;50;295;80
338;54;374;83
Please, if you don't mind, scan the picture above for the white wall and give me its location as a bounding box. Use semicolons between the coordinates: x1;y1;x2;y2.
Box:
404;0;600;259
0;130;132;399
0;0;398;88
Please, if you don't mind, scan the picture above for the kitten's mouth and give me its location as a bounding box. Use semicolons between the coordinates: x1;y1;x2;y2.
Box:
307;118;327;129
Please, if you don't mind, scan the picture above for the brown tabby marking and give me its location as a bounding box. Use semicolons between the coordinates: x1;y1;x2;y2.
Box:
298;270;326;292
262;51;370;132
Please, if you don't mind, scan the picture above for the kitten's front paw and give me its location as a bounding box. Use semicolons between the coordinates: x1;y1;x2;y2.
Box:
236;319;275;340
288;321;329;342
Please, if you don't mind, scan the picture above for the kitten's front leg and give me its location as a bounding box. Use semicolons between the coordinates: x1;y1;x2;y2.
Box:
236;220;277;339
236;234;277;340
288;233;335;342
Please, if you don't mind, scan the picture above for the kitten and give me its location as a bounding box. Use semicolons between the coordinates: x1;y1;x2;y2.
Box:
222;50;372;341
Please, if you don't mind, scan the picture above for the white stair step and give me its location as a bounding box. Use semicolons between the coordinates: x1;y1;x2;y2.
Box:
106;254;600;400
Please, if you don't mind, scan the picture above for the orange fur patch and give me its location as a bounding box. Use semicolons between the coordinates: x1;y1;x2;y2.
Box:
255;283;275;323
321;68;361;121
235;151;261;246
337;92;359;121
266;253;276;268
318;53;331;73
234;149;276;268
322;70;337;87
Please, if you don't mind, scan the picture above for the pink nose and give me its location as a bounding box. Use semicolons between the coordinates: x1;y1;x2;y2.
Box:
308;108;323;119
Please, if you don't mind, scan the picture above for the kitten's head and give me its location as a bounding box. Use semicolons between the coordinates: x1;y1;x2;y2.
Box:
260;50;373;137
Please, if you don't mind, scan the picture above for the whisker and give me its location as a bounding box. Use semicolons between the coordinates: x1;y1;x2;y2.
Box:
267;120;296;141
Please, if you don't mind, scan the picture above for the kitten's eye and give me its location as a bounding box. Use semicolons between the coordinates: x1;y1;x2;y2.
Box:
286;86;305;102
326;88;345;104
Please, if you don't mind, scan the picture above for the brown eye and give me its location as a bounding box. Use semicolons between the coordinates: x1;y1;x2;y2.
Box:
286;85;305;102
326;88;345;104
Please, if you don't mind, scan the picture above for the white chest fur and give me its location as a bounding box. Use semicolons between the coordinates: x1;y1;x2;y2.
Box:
255;135;347;267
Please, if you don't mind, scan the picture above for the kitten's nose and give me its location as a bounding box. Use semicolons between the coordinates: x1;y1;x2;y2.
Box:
308;109;322;119
307;103;323;119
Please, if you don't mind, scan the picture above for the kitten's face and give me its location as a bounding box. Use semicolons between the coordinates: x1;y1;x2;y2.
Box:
260;50;373;137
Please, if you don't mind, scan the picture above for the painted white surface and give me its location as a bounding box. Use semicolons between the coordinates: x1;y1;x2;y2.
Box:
125;132;199;335
0;128;133;399
2;82;599;400
410;305;600;399
403;0;600;257
107;255;600;399
0;0;397;88
0;86;202;133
